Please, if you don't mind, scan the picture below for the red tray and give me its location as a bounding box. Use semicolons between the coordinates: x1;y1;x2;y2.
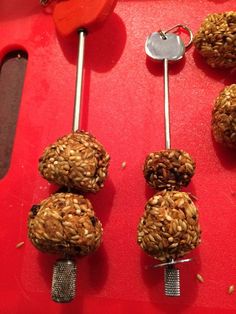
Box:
1;0;236;313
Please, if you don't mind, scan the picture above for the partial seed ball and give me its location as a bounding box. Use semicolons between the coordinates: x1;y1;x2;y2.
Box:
28;193;103;256
137;191;201;262
39;131;110;193
143;149;195;191
194;11;236;68
212;84;236;149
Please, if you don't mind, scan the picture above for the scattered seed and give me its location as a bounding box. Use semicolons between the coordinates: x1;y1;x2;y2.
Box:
16;241;25;248
228;285;235;294
196;274;204;283
121;161;126;169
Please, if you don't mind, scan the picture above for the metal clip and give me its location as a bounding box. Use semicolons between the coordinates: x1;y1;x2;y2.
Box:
160;24;193;50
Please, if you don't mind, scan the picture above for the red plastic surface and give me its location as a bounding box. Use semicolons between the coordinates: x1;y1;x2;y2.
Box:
1;1;236;313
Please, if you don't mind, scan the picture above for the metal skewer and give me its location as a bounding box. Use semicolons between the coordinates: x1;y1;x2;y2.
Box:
164;57;171;149
39;0;116;303
145;24;193;297
73;30;86;132
162;24;193;150
39;0;86;132
52;30;87;303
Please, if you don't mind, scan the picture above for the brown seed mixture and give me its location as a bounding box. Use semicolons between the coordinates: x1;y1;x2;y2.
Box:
137;191;201;262
212;84;236;149
28;193;103;256
143;149;195;191
193;11;236;68
39;131;110;193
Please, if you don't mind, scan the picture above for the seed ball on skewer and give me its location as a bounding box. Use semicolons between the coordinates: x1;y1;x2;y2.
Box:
137;191;201;262
143;149;195;191
28;193;103;256
39;131;110;193
212;84;236;149
193;11;236;68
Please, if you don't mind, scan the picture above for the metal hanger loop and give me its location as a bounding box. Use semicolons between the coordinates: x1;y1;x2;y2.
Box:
163;24;193;49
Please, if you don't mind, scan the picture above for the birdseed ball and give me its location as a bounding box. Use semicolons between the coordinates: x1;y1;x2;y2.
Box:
28;193;103;256
212;84;236;148
137;191;201;262
39;131;110;193
193;11;236;68
143;149;195;191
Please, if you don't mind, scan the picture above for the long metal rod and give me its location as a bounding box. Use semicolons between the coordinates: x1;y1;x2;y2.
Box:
164;58;171;149
73;30;86;132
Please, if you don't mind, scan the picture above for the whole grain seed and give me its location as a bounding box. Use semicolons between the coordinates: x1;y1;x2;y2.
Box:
228;285;235;294
196;274;204;283
16;241;25;248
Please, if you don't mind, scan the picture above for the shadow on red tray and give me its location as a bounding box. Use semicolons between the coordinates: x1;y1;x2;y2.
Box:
0;0;41;21
211;134;236;170
80;65;91;131
145;184;155;201
182;181;197;200
146;55;186;77
52;177;115;226
208;0;229;2
145;179;197;201
88;177;115;226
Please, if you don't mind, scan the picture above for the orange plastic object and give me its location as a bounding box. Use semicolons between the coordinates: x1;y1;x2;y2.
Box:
53;0;118;36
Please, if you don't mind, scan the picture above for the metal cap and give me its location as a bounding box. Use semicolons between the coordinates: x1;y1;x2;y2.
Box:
151;258;192;297
51;259;77;303
164;266;180;297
